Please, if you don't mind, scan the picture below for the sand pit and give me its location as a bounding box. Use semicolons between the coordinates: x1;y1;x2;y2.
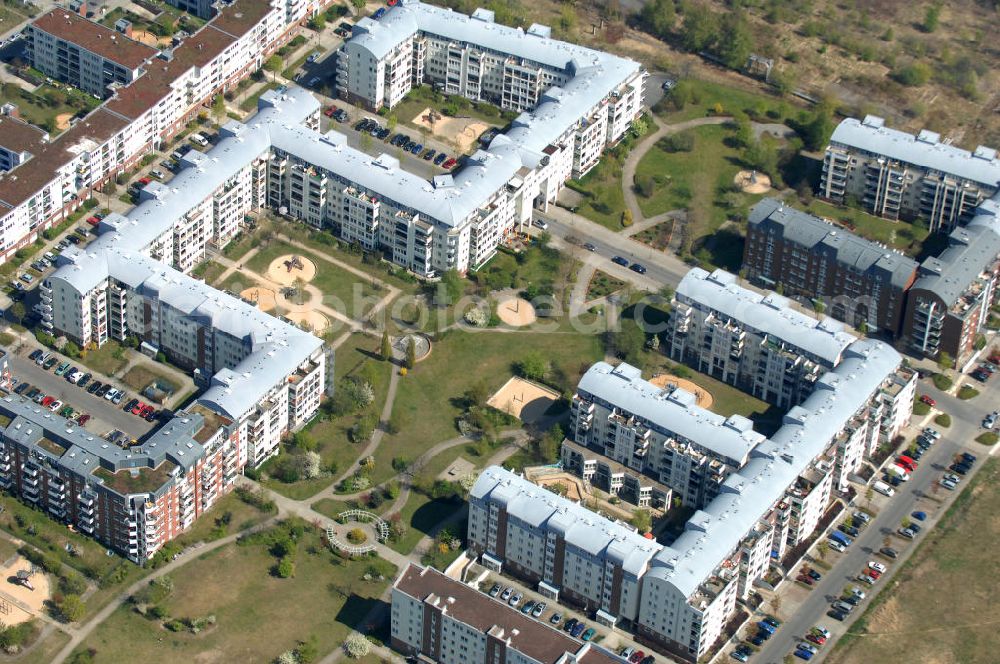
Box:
241;286;277;312
487;376;560;423
410;107;494;152
267;254;317;287
650;373;714;409
0;556;52;625
535;474;584;502
496;295;536;327
54;113;72;131
287;310;329;333
734;170;772;194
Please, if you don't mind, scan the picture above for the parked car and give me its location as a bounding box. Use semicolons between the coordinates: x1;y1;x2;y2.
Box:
76;413;90;426
87;381;103;394
550;612;562;625
563;618;578;633
532;219;549;230
77;373;91;388
48;399;63;412
940;477;958;490
531;601;545;618
500;587;512;601
54;362;70;376
434;152;448;165
124;398;138;413
628;650;644;663
827;609;848;621
508;592;522;606
630;263;647;274
911;510;927;521
868;561;887;573
879;546;898;559
570;622;586;638
611;255;629;267
520;600;535;614
962;452;978;464
897;527;916;539
442;157;457;169
583;242;597;252
730;648;750;662
581;628;596;641
919;395;936;407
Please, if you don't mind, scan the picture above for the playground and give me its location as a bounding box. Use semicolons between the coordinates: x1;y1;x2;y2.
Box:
410;107;493;153
649;373;714;409
734;169;772;194
0;555;51;625
266;254;317;287
486;376;559;424
495;295;537;327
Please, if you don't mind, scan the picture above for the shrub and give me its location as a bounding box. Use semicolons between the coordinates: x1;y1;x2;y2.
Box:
276;556;295;578
344;633;371;659
934;413;951;428
932;373;953;391
913;401;930;416
958;385;980;400
976;432;998;445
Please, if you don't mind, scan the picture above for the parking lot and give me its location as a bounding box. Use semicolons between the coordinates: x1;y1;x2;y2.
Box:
6;346;157;439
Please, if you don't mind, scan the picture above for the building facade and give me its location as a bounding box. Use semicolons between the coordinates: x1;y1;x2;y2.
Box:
26;10;159;97
820;115;1000;233
743;198;918;335
666;268;858;409
392;564;624;664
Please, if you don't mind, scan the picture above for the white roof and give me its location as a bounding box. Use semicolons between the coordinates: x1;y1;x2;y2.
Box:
577;361;764;464
646;338;901;598
471;466;660;577
830;115;1000;188
676;267;857;366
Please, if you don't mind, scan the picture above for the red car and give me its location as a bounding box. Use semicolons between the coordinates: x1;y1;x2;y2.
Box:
140;404;155;418
76;413;90;425
797;575;814;586
324;105;338;117
442;157;457;169
867;569;882;580
919;395;936;407
41;396;55;407
138;177;152;186
86;216;100;225
629;652;645;664
132;401;145;415
806;633;826;646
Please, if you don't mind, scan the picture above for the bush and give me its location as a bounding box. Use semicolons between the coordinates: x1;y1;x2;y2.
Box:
934;413;951;428
976;432;998;445
893;62;932;86
958;385;980;400
932;373;953;391
913;401;930;416
658;132;694;153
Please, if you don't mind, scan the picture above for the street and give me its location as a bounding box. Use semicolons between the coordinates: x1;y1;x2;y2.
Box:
752;372;1000;663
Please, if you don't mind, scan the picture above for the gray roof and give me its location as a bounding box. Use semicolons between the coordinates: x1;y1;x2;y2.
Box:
830;116;1000;188
470;466;660;577
0;394;207;491
912;192;1000;307
676;268;857;366
576;361;764;464
647;338;901;598
749;198;918;290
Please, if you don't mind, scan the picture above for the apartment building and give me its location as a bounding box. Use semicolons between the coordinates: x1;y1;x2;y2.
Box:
392;564;624;664
0;0;307;263
568;362;764;509
666;268;858;409
744;198;919;335
468;466;661;627
560;438;672;510
820;115;1000;233
0;116;48;173
26;10;159;97
902;198;1000;360
0;395;242;562
336;0;646;171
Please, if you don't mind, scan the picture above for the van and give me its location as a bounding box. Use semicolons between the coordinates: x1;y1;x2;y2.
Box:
829;530;851;547
887;465;910;481
190;133;208;147
872;480;895;497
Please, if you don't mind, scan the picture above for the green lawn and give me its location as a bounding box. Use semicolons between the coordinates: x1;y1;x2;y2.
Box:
390;85;506;144
806;200;931;254
262;333;392;501
121;364;181;395
586;270;628;301
79;339;128;377
568;155;629;230
656;79;796;124
389;492;464;555
72;524;396;664
191;260;228;286
239;81;282;113
245;239;382;319
18;629;71;664
373;330;601;486
0;83;100;133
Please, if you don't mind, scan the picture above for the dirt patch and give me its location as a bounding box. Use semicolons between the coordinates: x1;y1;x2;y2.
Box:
240;286;277;313
734;170;772;194
286;310;329;333
495;295;536;327
266;254;316;287
535;475;584;502
410;107;494;152
54;113;72;131
649;373;714;409
0;556;52;625
487;376;559;424
438;457;475;482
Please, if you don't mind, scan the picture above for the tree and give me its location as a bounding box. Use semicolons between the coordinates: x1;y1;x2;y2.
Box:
296;636;319;664
438;269;463;304
345;632;371;658
276;556;295;578
405;336;416;370
9;301;25;324
639;0;675;39
516;351;547;382
631;508;652;533
380;331;391;361
351;0;366;11
938;351;954;371
264;55;282;81
680;5;718;53
59;594;86;622
308;14;326;30
922;2;942;33
801;104;836;151
816;540;829;561
212;94;226;123
717;11;753;69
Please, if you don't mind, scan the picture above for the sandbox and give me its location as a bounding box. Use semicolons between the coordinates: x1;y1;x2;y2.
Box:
266;254;317;287
649;373;714;409
487;376;560;424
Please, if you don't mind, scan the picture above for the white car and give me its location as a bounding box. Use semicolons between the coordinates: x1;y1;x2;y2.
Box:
940;478;958;490
104;388;119;402
868;561;887;574
828;540;846;553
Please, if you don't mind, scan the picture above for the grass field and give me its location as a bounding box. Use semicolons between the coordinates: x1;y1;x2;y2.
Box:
373;330;601;486
806;200;932;255
72;524;396;664
655;80;793;125
79;340;128;377
586;270;628;301
0;83;100;133
568;153;629;231
19;629;71;664
191;260;228;286
829;458;1000;664
121;364;181;395
632;219;676;252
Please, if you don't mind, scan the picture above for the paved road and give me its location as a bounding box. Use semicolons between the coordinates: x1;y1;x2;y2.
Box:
754;373;1000;663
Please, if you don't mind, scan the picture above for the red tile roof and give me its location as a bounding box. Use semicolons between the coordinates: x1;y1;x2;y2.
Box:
395;564;600;664
31;10;159;70
0;116;48;154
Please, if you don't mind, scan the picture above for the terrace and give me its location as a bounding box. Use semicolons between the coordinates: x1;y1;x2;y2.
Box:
93;461;177;495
